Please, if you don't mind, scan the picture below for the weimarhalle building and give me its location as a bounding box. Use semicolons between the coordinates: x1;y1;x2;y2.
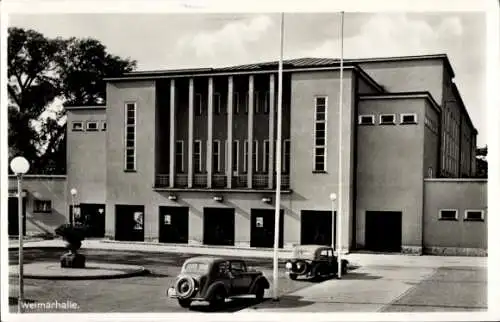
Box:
8;54;487;256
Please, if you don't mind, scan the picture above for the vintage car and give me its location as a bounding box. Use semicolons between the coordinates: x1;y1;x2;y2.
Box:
166;256;270;308
285;245;348;280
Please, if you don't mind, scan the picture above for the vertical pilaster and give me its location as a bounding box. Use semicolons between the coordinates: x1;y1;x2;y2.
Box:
247;75;254;189
207;77;214;188
268;74;275;189
188;78;194;188
227;76;234;188
169;79;176;188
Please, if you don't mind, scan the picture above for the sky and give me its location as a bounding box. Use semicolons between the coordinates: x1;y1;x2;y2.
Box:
8;12;487;145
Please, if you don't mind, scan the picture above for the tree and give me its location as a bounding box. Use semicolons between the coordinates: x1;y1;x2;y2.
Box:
475;145;487;178
8;27;136;174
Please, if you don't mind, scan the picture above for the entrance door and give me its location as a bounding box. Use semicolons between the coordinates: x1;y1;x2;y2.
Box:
159;206;189;243
115;204;145;241
75;203;106;238
365;211;402;252
300;210;335;247
250;209;284;248
203;207;235;246
8;197;26;236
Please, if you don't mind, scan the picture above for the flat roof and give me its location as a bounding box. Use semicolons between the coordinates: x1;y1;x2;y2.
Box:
359;91;442;113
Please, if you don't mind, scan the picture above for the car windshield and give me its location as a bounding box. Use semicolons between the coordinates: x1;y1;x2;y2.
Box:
292;247;316;259
182;262;210;273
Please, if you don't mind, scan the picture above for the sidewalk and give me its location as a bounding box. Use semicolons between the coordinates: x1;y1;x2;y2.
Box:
8;238;487;268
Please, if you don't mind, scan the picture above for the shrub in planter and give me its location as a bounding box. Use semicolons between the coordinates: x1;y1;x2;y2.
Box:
54;223;88;268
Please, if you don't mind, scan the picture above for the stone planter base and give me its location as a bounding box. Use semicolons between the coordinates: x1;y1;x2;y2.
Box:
61;252;86;268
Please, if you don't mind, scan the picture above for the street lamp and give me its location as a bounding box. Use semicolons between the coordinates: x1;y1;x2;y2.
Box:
70;188;77;227
10;156;30;313
330;193;342;279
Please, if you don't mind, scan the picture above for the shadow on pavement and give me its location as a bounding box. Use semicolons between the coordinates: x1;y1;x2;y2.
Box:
245;295;315;310
188;298;261;313
338;272;381;280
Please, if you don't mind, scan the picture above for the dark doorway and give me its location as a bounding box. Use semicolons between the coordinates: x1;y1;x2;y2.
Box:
159;206;189;244
8;197;26;236
300;210;335;247
71;203;106;238
365;211;402;252
115;204;145;241
250;209;284;248
203;207;235;246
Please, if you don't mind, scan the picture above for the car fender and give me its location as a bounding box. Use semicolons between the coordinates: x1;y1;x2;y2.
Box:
249;275;270;293
205;281;228;300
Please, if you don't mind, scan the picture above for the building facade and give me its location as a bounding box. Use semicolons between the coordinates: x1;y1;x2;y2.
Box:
7;54;487;255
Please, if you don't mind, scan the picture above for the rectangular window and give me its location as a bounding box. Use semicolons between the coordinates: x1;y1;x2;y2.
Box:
264;91;270;114
283;139;291;173
72;121;84;131
86;121;99;131
263;140;270;173
195;94;203;116
214;93;222;115
232;140;239;172
33;200;52;213
233;92;240;114
465;210;484;221
314;96;327;172
400;113;418;125
194;140;202;173
253;140;258;172
254;91;260;114
125;102;136;171
380;114;396;125
175;140;184;173
439;209;458;221
213;140;221;173
243;140;248;173
358;115;375;125
101;121;107;131
245;92;249;114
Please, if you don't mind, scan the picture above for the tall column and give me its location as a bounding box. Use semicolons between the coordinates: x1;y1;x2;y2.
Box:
226;76;234;188
207;77;214;188
247;75;254;189
268;74;275;189
169;79;176;188
188;78;194;188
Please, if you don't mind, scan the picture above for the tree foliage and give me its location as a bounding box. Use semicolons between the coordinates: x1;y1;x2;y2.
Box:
8;27;136;174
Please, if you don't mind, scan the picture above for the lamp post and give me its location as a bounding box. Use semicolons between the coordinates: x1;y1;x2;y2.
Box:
10;156;30;313
70;188;77;227
330;193;342;279
272;11;285;302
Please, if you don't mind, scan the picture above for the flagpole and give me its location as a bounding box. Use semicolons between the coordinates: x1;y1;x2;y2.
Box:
337;11;344;279
272;11;285;301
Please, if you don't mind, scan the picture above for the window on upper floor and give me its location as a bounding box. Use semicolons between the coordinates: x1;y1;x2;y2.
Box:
214;93;222;115
263;140;270;173
400;113;418;125
194;140;203;173
175;140;184;173
232;140;239;173
124;102;137;171
254;91;260;114
233;92;240;115
86;121;99;132
283;139;291;174
313;96;328;172
264;91;270;114
253;140;258;172
358;114;375;125
101;121;107;131
380;114;396;125
195;94;203;116
33;199;52;213
465;210;484;222
213;140;221;173
72;121;84;132
439;209;458;221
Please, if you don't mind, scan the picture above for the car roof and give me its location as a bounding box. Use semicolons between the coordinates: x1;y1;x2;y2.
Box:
183;256;226;264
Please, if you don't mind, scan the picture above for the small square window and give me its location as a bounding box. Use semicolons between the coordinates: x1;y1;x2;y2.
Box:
33;200;52;213
380;114;396;125
464;210;484;221
401;113;418;125
439;209;458;221
72;122;84;131
102;121;107;131
86;121;99;131
358;115;375;125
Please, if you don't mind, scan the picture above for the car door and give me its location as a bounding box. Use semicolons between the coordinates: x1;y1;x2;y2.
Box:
317;249;330;273
230;261;252;294
327;248;335;274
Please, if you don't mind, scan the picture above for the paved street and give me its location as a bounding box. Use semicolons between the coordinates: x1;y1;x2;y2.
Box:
8;248;306;313
8;246;487;313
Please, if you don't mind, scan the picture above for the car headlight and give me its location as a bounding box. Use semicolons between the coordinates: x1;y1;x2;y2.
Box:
285;262;292;270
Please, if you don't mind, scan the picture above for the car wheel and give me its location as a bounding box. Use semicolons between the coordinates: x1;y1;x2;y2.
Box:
178;299;191;308
210;288;226;309
288;273;298;280
254;284;265;301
